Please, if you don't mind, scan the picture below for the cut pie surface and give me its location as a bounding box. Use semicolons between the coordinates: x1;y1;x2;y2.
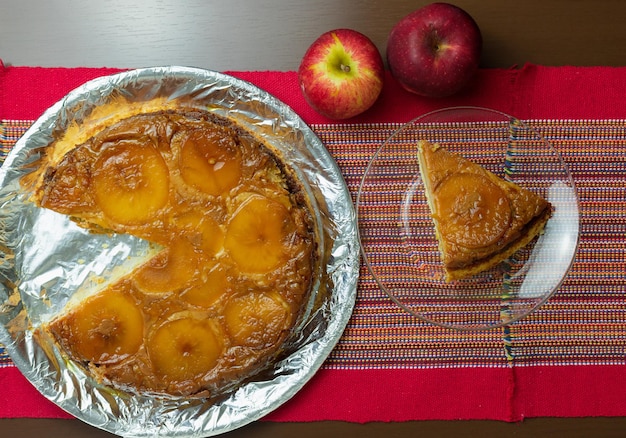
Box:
26;108;318;398
417;140;553;282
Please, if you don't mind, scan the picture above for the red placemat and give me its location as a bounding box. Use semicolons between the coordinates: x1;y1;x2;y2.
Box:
1;62;626;422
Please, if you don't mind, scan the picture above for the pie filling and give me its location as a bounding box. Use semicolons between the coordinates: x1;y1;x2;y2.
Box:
28;109;318;397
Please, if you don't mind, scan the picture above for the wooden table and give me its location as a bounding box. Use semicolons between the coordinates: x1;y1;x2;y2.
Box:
2;0;626;70
2;1;626;436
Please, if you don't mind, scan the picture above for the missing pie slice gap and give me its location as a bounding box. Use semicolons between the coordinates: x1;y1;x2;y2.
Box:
416;140;553;282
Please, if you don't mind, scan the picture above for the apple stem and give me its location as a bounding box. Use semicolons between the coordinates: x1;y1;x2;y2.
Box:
427;29;442;53
341;64;351;73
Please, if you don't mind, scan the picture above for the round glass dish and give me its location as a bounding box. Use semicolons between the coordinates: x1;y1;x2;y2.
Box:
357;106;579;330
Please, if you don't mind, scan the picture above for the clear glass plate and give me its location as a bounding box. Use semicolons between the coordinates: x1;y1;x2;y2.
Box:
357;106;580;330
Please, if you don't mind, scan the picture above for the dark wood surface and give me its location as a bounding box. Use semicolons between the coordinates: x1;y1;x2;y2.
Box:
1;0;625;436
1;0;626;70
5;417;626;438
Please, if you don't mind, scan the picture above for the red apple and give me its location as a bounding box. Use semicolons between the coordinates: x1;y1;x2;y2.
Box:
298;29;384;119
386;3;482;98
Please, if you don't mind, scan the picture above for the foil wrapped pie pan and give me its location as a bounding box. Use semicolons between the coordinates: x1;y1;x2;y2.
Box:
0;66;359;437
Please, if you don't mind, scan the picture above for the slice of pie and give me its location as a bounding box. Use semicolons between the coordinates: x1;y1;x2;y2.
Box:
417;140;553;282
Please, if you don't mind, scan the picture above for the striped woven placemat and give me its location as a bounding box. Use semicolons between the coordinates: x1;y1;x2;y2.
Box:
1;119;625;371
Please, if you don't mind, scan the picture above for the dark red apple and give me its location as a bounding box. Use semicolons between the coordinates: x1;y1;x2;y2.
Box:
298;29;384;119
386;3;482;98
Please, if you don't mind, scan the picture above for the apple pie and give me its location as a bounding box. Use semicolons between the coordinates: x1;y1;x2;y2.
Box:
417;140;552;282
26;106;318;398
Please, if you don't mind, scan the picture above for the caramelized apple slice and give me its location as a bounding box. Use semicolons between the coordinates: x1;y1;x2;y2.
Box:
179;129;242;196
224;291;291;349
147;315;223;381
181;264;230;308
38;147;96;214
133;237;200;295
175;209;225;256
435;173;511;248
49;287;144;364
224;195;292;274
92;140;170;225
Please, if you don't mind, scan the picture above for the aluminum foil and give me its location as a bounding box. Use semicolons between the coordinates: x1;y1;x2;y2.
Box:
0;67;359;437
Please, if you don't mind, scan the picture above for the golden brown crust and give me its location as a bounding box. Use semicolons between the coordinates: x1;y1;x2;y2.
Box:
417;140;553;282
30;109;318;398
